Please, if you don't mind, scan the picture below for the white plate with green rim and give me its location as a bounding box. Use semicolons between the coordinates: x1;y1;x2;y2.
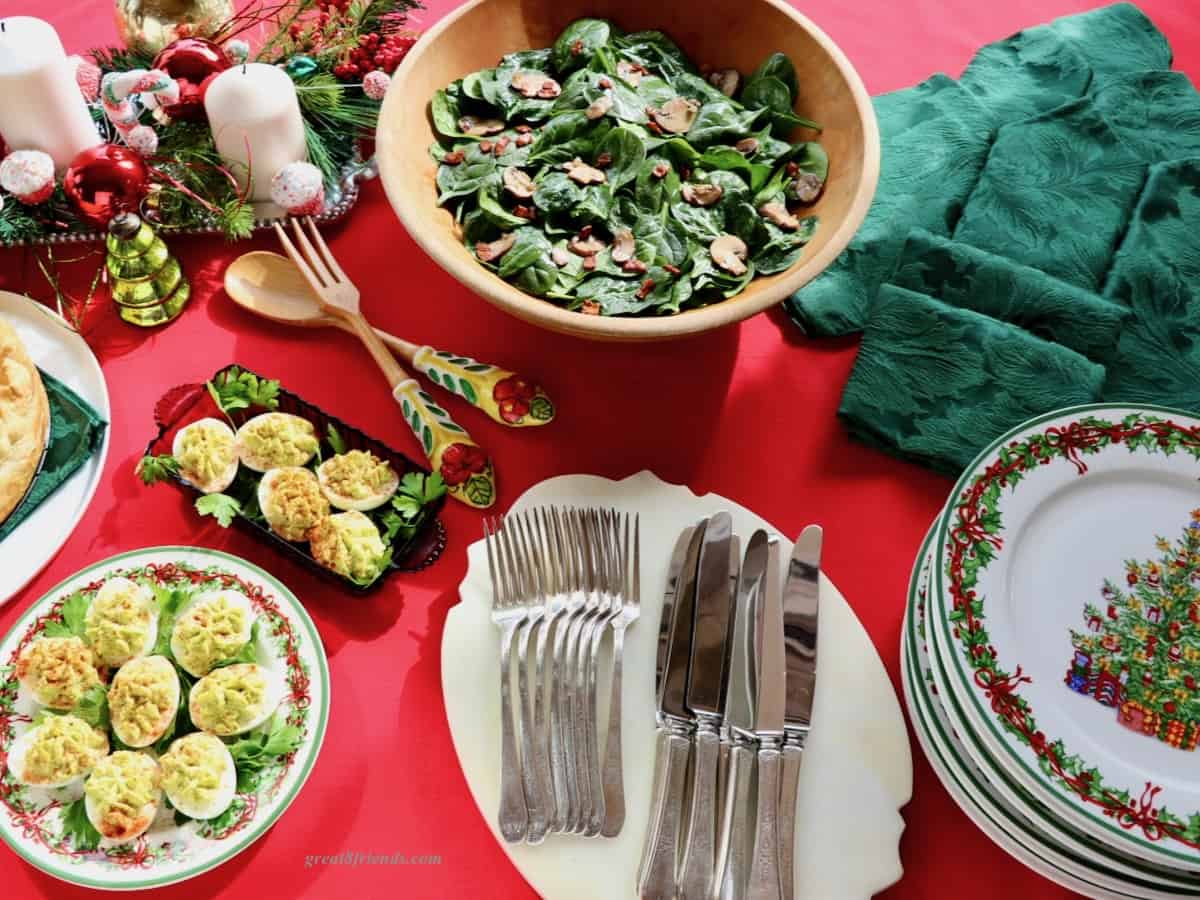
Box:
0;547;329;890
931;404;1200;871
906;525;1200;896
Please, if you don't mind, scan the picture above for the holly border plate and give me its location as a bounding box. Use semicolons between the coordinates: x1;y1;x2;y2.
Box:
932;404;1200;869
907;524;1200;895
0;547;330;890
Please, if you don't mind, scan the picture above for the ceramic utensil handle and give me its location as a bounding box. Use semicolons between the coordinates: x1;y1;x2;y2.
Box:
778;742;804;900
715;742;756;900
746;746;784;900
411;345;555;428
393;379;496;509
678;725;720;900
637;728;690;900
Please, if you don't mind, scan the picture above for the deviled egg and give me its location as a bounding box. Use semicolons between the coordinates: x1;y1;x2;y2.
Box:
159;733;237;820
84;751;161;843
172;417;238;494
15;636;100;710
308;510;389;585
84;576;158;668
189;663;284;737
7;714;108;788
235;413;319;472
257;466;329;542
316;450;399;512
108;656;180;749
170;590;256;679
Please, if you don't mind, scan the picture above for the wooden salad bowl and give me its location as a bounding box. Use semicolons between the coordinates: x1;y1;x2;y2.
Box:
376;0;880;342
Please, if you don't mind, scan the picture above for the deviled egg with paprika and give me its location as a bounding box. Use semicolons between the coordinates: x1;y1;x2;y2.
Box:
316;450;399;512
308;510;389;585
84;576;158;668
7;714;109;788
159;732;237;820
108;656;180;749
15;636;100;710
172;417;238;494
257;466;329;542
170;590;256;679
84;751;162;842
189;663;284;737
235;413;319;472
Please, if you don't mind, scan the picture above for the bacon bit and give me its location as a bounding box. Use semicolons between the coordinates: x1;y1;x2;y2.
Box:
514;205;536;220
785;161;800;177
580;225;593;239
494;137;510;156
580;300;601;315
515;124;533;134
651;162;671;179
443;150;466;165
598;77;613;89
570;38;584;55
479;141;494;153
646;121;664;136
622;258;648;274
583;256;597;271
516;133;534;147
594;152;613;168
636;278;656;300
664;264;682;276
681;167;693;182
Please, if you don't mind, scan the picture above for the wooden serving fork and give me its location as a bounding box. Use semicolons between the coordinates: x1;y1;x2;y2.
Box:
273;217;497;509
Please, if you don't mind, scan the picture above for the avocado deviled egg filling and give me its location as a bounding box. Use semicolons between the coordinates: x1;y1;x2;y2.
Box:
84;576;158;668
308;510;390;585
236;412;319;472
172;417;238;494
316;450;399;512
8;714;109;787
160;733;237;820
16;635;100;710
84;751;162;843
257;466;330;542
108;656;180;749
189;663;283;737
170;590;255;679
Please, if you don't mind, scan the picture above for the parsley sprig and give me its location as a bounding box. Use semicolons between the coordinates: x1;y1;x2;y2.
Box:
206;367;281;420
135;454;180;486
228;716;304;792
381;472;447;543
195;493;242;527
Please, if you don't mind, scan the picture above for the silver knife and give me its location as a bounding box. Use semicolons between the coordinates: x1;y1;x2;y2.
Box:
778;525;822;900
677;511;735;900
637;520;707;900
714;530;771;900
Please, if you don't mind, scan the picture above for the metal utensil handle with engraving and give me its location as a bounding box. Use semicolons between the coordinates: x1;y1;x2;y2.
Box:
715;741;756;900
600;619;628;837
677;723;721;900
637;726;691;900
746;745;784;900
497;622;528;842
516;617;548;843
778;739;804;900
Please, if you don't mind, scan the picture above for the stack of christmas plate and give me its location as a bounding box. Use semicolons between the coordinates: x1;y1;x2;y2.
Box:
902;403;1200;898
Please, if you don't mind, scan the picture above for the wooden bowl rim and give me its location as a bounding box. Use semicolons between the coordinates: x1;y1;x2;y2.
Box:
377;0;880;341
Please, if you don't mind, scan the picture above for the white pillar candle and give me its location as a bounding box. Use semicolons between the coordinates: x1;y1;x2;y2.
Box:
204;63;308;202
0;17;101;171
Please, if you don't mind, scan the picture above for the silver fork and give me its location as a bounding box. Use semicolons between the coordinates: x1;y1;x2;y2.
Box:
484;517;529;842
550;508;589;831
601;511;639;837
574;509;613;834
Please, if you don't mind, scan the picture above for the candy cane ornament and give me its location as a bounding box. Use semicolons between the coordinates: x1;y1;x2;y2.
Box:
100;69;179;156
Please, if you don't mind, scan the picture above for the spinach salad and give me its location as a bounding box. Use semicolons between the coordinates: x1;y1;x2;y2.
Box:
429;18;828;317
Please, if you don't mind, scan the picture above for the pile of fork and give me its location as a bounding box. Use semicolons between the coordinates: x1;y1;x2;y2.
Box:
484;506;641;844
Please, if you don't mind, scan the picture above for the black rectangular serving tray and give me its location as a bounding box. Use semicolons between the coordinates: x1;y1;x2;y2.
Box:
145;363;446;594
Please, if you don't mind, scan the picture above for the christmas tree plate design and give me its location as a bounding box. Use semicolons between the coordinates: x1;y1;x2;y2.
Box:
932;404;1200;870
0;547;330;890
906;524;1200;895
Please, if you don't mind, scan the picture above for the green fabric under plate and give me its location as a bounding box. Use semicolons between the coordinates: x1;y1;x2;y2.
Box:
838;285;1106;475
0;371;107;542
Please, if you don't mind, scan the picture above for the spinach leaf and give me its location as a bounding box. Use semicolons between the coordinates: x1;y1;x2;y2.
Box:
634;156;679;213
673;72;734;107
597;127;647;191
479;186;528;229
533;172;583;217
741;77;794;118
637;212;691;267
591;239;657;277
431;90;480;142
552;18;613;73
670;201;725;244
515;252;559;295
500;48;553;71
614;31;694;81
436;144;499;205
528;112;610;165
499;228;553;278
577;184;615;224
699;147;773;193
748;52;799;103
635;76;676;110
584;276;659;315
686;101;767;149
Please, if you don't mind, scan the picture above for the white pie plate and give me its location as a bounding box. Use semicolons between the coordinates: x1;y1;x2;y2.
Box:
0;292;110;604
443;471;912;899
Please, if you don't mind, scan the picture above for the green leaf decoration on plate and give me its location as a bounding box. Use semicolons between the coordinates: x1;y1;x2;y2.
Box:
465;473;494;507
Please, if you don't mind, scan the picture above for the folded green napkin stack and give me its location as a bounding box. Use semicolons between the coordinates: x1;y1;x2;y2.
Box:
786;3;1200;474
0;371;107;542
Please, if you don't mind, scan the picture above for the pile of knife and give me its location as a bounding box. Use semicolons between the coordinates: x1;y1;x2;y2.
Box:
637;511;821;900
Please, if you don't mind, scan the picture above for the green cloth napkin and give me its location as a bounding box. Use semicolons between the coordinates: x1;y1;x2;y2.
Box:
783;2;1174;336
0;371;107;541
838;285;1106;474
890;229;1132;360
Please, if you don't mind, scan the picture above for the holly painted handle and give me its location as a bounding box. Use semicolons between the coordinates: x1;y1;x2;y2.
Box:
393;380;496;509
412;346;555;428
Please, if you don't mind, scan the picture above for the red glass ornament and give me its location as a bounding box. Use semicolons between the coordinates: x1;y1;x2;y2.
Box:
63;145;150;229
152;37;230;121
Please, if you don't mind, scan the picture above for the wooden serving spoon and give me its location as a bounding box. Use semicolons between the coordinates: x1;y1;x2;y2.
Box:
223;250;556;430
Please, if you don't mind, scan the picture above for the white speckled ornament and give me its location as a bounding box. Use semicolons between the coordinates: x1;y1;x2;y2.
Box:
0;150;56;205
125;125;159;157
362;70;391;101
269;161;324;216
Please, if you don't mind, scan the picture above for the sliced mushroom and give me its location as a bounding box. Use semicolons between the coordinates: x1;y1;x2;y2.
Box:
611;228;635;263
475;232;518;262
710;233;748;276
648;97;701;134
458;115;505;137
564;157;607;185
502;167;535;199
791;172;825;204
708;69;741;97
568;233;607;257
735;137;760;156
586;94;614;120
551;246;572;267
759;201;801;231
511;70;561;99
616;60;646;86
681;183;724;207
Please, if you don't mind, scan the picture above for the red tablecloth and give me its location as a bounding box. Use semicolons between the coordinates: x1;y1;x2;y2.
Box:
1;1;1197;897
